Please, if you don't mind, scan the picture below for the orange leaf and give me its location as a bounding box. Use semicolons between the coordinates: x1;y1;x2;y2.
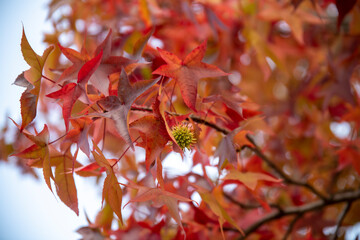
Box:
153;41;229;111
223;169;282;191
18;28;54;129
232;130;254;149
103;172;123;224
92;142;123;224
54;150;79;215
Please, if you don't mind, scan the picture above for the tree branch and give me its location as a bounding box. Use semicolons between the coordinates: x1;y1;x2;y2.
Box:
330;201;352;240
237;189;360;240
245;135;328;201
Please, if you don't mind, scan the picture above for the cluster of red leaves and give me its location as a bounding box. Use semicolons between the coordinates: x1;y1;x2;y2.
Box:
2;0;360;239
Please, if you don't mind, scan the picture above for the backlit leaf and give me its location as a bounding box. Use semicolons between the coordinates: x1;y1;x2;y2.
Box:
54;149;79;215
94;69;160;149
153;41;229;111
92;142;123;224
223;169;282;191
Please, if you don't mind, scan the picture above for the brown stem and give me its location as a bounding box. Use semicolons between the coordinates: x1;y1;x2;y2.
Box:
48;133;67;145
111;136;140;168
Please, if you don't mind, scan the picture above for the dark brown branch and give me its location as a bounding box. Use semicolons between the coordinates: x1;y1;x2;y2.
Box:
130;105;152;112
237;189;360;240
330;201;352;240
245;135;328;201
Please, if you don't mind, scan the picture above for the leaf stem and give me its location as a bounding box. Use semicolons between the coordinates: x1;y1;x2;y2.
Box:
48;133;67;145
111;136;140;168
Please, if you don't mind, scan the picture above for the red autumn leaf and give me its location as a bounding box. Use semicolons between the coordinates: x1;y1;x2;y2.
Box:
47;50;103;131
58;30;132;95
56;44;87;85
153;41;229;111
46;83;81;131
77;49;103;85
93;69;160;149
337;144;360;175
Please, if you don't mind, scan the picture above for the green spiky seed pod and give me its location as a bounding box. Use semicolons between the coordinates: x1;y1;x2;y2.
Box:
171;123;196;150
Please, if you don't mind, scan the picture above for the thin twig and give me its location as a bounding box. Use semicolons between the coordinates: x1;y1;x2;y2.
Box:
331;201;352;240
282;213;303;240
111;136;140;168
188;115;229;135
48;133;67;145
42;74;63;87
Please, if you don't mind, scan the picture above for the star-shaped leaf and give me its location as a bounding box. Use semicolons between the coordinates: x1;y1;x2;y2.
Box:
122;179;195;235
153;41;229;111
94;69;160;149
